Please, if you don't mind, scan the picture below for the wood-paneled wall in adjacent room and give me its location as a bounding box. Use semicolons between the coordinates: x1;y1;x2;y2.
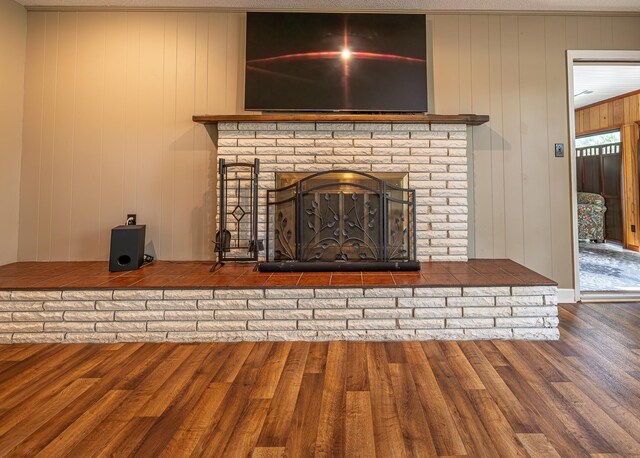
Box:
575;91;640;250
18;11;640;288
575;90;640;135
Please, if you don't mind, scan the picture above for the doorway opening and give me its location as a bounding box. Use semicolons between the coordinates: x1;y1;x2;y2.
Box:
568;51;640;300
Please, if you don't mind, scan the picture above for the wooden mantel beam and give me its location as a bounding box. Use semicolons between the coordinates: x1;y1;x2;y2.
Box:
192;113;490;126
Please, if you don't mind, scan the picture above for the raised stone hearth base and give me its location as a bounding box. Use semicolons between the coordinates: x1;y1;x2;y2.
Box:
0;285;559;343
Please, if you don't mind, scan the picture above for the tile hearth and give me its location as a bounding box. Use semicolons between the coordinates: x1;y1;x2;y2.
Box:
0;260;559;343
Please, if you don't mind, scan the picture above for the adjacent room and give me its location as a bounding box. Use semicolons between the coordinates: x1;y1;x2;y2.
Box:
573;64;640;295
1;0;640;455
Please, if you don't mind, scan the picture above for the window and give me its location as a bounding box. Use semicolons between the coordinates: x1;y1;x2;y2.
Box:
576;130;621;148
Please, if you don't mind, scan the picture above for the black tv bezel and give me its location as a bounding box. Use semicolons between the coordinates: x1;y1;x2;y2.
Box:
243;12;429;114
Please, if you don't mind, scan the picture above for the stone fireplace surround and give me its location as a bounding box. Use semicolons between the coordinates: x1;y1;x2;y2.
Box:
215;119;470;263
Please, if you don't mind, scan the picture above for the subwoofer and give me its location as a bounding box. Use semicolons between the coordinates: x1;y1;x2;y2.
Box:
109;225;146;272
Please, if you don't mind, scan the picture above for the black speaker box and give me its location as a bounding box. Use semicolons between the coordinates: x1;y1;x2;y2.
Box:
109;225;146;272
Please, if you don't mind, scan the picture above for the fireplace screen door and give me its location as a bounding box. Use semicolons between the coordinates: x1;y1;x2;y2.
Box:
263;170;417;270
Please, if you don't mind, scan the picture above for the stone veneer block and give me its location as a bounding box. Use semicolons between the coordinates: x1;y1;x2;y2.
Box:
414;288;462;297
348;298;396;308
164;290;214;300
214;289;265;299
62;290;113;300
398;297;446;308
0;333;13;344
512;286;557;295
0;301;44;311
315;289;364;299
364;288;413;298
463;287;510;297
12;333;64;343
265;289;314;299
11;291;61;301
96;301;146;311
198;299;247;310
44;301;95;311
146;300;197;310
113;290;163;300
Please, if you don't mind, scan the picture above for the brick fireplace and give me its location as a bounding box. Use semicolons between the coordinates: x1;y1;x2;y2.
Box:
216;120;470;263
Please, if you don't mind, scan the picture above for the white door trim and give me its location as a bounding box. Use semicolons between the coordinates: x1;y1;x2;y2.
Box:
566;50;640;303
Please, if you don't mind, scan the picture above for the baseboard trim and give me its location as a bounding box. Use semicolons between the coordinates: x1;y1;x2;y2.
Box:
579;292;640;302
558;288;576;303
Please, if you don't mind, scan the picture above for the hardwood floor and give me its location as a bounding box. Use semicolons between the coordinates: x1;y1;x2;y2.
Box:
0;302;638;456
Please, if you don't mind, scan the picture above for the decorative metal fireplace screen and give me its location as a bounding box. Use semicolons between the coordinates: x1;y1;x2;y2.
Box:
261;170;418;271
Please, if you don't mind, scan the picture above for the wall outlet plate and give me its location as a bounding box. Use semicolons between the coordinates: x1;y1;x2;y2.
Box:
127;214;137;225
554;143;564;157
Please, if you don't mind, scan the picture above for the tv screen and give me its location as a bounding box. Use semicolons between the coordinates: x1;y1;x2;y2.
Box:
244;13;427;113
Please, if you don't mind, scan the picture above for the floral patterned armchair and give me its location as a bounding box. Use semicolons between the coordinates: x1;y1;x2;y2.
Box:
577;192;606;242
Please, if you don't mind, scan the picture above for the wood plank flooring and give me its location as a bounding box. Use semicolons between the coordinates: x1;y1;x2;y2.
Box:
0;302;638;456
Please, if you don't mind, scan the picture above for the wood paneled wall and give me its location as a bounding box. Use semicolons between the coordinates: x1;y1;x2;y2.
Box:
19;11;245;262
576;91;640;135
431;14;640;288
17;11;640;288
0;0;27;266
576;91;640;249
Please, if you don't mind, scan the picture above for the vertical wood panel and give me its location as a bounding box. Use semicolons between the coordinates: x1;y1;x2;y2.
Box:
469;15;493;258
544;16;573;289
207;12;228;249
577;17;602;49
456;15;474;258
123;12;141;238
35;12;59;260
173;12;197;259
160;12;178;259
136;13;165;258
18;12;46;261
49;12;77;260
613;99;624;125
193;12;211;258
457;15;472;114
622;124;640;249
498;16;525;264
100;13;127;259
431;15;460;114
2;2;28;265
518;16;553;275
612;17;640;49
488;15;506;258
226;13;243;114
600;17;613;49
70;12;105;260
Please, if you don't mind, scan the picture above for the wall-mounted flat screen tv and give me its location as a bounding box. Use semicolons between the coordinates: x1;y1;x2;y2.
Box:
244;12;427;113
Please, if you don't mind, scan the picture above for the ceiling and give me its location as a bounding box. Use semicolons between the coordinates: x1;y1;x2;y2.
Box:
14;0;640;11
574;64;640;109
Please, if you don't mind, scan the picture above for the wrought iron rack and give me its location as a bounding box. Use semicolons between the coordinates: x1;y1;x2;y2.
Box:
212;158;262;270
